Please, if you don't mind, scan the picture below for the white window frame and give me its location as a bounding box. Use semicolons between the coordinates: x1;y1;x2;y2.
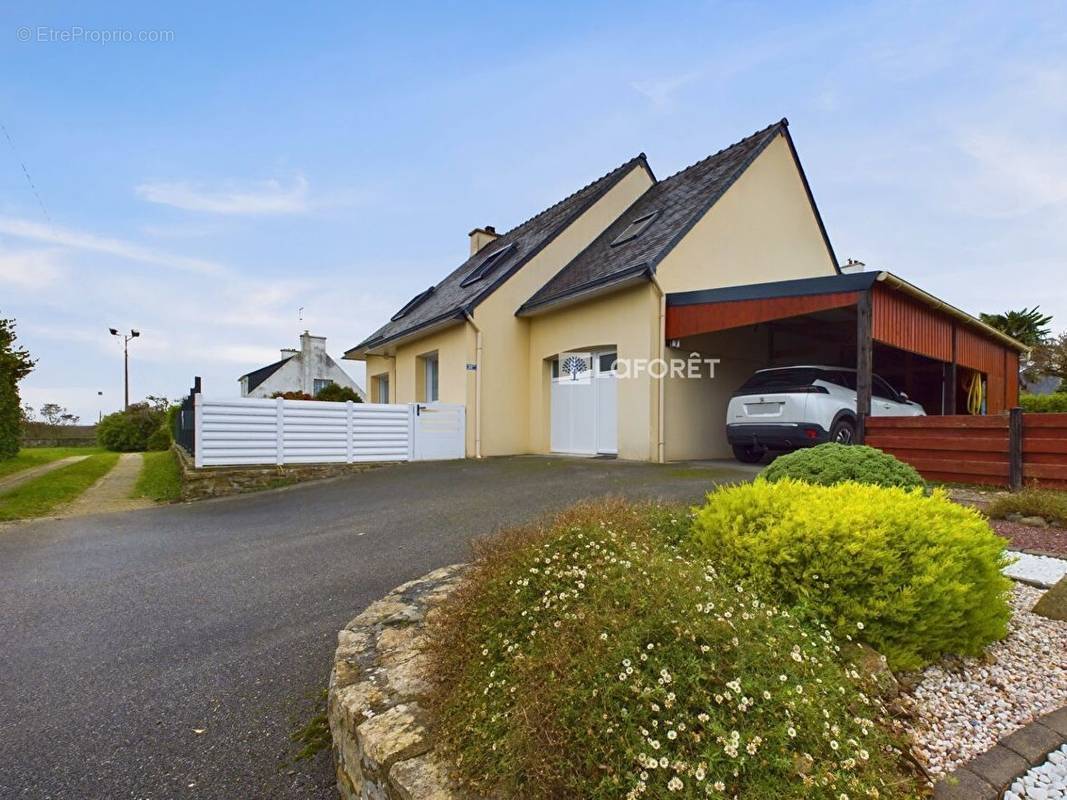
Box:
423;353;439;403
376;374;390;404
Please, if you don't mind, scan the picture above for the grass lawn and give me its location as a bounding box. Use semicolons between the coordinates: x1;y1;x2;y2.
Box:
132;450;182;503
0;446;104;480
0;452;119;521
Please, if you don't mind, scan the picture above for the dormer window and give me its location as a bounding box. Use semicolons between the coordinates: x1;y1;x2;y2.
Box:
610;211;659;247
460;242;517;287
390;286;435;321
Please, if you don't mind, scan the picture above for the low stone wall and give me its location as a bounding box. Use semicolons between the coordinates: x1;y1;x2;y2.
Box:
327;565;468;800
172;445;389;500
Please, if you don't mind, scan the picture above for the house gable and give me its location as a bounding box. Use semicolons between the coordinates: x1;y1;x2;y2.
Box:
654;129;839;294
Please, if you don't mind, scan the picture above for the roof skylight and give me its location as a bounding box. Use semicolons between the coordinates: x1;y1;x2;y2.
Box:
390;286;435;321
460;242;517;287
610;211;659;247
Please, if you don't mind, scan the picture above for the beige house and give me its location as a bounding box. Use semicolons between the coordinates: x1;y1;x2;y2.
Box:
345;119;842;461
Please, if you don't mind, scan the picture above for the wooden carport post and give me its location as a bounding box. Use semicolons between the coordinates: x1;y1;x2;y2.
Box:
855;291;873;443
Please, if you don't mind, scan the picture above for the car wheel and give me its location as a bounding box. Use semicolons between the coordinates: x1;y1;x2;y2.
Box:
731;444;765;464
830;419;855;445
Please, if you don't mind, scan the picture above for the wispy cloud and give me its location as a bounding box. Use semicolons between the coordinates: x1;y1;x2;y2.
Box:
0;217;225;274
135;174;310;215
0;246;66;289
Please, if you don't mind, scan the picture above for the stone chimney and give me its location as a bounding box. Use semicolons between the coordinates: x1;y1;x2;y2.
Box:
281;347;299;360
468;225;499;256
299;331;329;395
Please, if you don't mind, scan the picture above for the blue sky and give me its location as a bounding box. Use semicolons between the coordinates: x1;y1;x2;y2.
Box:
2;1;1064;421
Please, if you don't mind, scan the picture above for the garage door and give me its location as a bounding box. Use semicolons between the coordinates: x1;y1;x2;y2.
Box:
550;351;617;455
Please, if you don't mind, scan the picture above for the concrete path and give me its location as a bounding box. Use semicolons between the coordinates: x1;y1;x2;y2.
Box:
0;456;88;495
59;452;154;517
0;456;752;800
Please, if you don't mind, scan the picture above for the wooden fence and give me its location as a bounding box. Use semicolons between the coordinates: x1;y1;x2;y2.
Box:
864;411;1067;490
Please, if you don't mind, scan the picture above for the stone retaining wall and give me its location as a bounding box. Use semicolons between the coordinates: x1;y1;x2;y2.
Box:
327;565;468;800
173;445;388;500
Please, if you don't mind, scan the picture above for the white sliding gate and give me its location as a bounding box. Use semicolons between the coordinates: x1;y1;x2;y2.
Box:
193;396;464;468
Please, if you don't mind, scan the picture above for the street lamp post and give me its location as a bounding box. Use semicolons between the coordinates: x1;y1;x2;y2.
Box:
109;328;140;410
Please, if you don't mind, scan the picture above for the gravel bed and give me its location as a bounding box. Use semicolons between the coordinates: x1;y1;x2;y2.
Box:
907;585;1067;777
1005;744;1067;799
994;520;1067;559
1004;552;1067;588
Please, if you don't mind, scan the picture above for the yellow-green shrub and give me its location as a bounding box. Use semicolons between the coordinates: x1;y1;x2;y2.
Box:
691;480;1013;671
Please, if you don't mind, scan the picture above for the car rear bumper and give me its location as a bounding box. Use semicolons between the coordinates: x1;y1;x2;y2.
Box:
726;422;830;449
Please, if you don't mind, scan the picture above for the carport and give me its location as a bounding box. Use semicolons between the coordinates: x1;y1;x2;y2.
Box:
663;271;1026;455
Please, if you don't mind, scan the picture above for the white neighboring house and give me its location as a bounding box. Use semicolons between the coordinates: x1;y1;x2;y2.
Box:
239;332;366;399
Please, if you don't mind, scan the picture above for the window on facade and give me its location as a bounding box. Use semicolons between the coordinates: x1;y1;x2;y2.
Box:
422;353;439;402
609;211;659;247
313;379;333;396
376;374;390;404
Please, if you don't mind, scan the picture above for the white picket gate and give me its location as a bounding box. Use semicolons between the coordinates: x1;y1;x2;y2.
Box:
192;396;464;468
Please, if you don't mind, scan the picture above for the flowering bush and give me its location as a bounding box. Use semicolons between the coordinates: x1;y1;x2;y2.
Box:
428;501;920;799
691;480;1012;670
762;444;924;490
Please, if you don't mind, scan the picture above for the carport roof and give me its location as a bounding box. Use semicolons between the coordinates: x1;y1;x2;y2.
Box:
666;271;1027;352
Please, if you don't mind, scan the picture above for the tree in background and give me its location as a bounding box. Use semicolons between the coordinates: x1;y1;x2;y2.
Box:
38;403;81;426
979;306;1053;345
1033;332;1067;391
980;306;1054;382
0;315;36;460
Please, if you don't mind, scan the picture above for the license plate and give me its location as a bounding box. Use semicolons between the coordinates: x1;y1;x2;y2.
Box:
744;402;782;416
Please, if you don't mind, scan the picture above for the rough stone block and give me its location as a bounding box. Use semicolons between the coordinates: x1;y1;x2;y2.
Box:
1032;575;1067;621
390;752;461;800
358;703;430;773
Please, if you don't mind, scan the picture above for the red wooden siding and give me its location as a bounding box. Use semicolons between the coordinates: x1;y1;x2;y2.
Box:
866;414;1067;489
1022;414;1067;490
864;416;1010;486
872;286;953;362
665;292;859;339
956;325;1018;413
871;285;1018;413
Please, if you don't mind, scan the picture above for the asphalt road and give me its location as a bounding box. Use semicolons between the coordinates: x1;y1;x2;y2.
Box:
0;456;753;800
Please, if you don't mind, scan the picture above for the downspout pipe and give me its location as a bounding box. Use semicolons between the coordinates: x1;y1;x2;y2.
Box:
650;273;666;464
463;310;483;459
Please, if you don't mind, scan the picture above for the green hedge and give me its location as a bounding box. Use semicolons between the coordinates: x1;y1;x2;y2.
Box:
1020;393;1067;413
762;443;925;489
97;403;165;452
691;479;1012;670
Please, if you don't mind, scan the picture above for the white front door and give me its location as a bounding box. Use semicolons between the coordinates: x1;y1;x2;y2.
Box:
550;350;617;455
595;352;618;454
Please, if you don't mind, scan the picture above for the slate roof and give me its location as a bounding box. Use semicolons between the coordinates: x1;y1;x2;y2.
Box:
347;153;651;355
239;356;293;392
519;119;795;313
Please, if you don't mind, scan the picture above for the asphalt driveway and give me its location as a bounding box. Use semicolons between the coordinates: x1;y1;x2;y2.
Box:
0;456;754;800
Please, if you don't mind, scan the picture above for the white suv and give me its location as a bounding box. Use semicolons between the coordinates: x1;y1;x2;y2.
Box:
726;366;925;463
